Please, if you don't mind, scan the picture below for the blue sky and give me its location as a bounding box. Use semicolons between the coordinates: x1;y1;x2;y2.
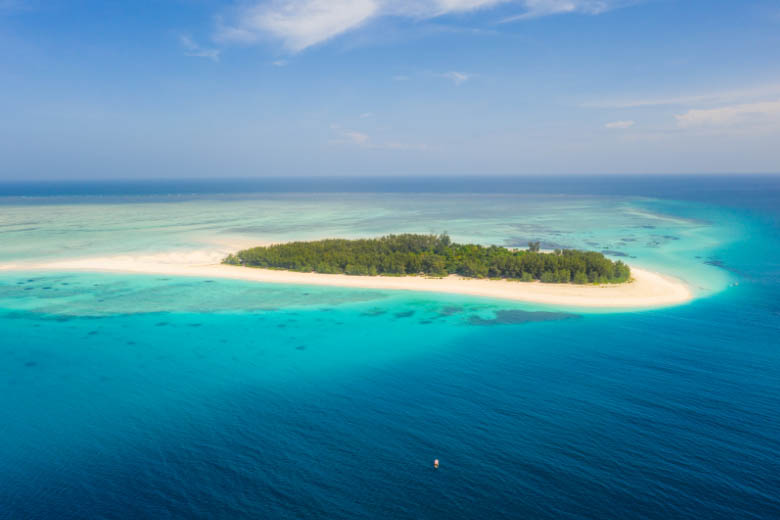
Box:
1;0;779;179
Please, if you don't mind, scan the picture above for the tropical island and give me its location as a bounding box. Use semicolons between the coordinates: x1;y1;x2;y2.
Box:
223;233;631;284
1;234;691;308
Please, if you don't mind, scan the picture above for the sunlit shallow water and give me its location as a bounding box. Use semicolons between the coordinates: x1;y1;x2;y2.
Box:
0;192;734;295
1;177;778;519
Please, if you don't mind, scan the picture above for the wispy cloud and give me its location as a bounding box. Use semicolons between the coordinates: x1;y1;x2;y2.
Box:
605;120;635;129
359;112;374;118
331;125;427;150
179;35;221;61
216;0;379;51
424;0;511;15
675;100;780;129
216;0;632;53
344;130;371;145
586;83;780;135
393;74;410;81
501;0;624;22
440;71;471;85
584;83;780;109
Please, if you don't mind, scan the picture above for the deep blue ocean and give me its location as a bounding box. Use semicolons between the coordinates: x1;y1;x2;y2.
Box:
1;176;779;519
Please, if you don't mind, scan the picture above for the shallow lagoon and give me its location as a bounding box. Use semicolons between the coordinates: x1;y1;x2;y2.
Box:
0;192;733;295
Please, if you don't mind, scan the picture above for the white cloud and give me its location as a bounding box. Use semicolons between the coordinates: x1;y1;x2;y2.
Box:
216;0;630;52
345;130;371;144
675;100;780;129
501;0;617;22
605;120;635;129
359;112;375;118
216;0;379;51
586;84;780;137
179;35;221;61
433;0;510;13
272;59;289;66
584;84;780;109
441;71;471;85
332;126;427;150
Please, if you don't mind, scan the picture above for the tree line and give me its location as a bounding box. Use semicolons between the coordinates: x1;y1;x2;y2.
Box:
223;233;631;284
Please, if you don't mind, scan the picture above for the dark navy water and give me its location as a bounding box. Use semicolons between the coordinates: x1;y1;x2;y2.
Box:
1;176;779;519
2;174;779;200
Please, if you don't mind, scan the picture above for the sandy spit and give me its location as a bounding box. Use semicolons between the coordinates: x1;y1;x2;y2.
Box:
0;249;693;309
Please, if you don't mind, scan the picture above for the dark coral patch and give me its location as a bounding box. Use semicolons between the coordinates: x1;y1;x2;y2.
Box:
361;308;386;317
439;306;462;316
468;310;579;326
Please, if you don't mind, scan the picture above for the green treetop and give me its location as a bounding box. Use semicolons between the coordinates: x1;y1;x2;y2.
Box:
223;233;631;284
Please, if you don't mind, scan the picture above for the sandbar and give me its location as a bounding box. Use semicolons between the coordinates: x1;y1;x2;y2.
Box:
0;249;693;309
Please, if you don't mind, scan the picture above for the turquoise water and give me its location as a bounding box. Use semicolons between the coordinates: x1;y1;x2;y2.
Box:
0;193;733;294
1;177;778;518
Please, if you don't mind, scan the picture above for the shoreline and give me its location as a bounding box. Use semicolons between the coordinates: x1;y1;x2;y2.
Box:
0;250;693;309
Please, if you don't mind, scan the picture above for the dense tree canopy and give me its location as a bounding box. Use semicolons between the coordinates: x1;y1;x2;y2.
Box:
224;234;631;284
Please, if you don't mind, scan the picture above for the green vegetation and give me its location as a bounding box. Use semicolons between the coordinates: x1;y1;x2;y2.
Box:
223;234;631;284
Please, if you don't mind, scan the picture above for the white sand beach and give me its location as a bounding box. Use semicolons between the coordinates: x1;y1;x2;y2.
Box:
0;248;693;309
